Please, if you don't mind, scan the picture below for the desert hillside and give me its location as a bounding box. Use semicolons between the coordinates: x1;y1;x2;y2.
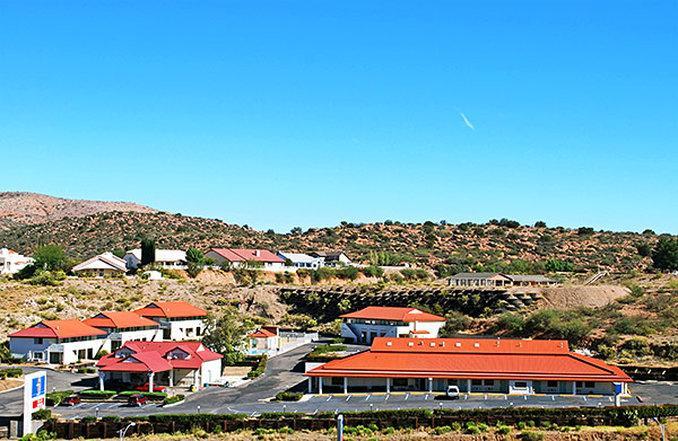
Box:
0;192;156;228
0;209;666;274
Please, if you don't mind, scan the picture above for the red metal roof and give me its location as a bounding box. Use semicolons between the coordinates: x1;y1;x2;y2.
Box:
133;301;207;318
306;337;631;383
340;307;446;323
97;341;222;373
208;248;284;263
83;312;159;329
9;320;107;339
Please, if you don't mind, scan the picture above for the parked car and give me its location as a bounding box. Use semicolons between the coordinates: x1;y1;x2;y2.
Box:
446;385;460;399
135;383;167;392
62;395;81;406
127;394;148;407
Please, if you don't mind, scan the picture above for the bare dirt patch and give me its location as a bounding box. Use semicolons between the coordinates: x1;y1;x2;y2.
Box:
539;285;629;309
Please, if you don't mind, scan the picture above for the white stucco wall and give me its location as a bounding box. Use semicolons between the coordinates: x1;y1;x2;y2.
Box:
167;318;205;340
200;359;223;385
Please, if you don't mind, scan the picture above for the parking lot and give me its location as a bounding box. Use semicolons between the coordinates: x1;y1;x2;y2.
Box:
51;381;676;420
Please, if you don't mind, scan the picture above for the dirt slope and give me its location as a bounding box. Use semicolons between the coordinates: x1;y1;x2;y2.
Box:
0;192;156;225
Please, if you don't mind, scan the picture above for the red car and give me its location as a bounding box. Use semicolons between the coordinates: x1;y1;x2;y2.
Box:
127;394;148;407
135;383;166;393
62;396;81;406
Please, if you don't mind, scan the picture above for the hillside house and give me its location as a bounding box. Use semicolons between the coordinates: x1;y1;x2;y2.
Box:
124;249;187;270
308;251;352;267
97;341;222;391
205;248;285;271
449;273;557;287
0;248;34;275
306;337;632;396
9;320;108;364
133;301;207;341
72;252;127;277
340;306;446;345
83;311;162;351
276;252;322;270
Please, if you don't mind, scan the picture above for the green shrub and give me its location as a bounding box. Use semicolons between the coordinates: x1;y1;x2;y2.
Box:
521;431;544;441
32;409;51;420
163;394;185;405
0;367;23;378
46;390;74;406
275;391;303;401
361;265;384;278
78;389;117;398
433;425;452;435
118;391;168;400
497;425;512;434
247;354;268;378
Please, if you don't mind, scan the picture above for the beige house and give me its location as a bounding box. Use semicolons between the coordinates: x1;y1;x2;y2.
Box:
72;252;127;277
449;272;557;287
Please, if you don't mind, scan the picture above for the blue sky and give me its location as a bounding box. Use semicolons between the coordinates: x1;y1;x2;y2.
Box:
1;1;676;233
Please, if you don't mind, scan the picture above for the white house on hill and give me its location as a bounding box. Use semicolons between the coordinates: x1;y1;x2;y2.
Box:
72;252;127;277
0;248;34;275
124;249;187;270
340;306;447;345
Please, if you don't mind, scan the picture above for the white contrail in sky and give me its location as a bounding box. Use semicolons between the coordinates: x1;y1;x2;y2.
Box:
459;112;475;130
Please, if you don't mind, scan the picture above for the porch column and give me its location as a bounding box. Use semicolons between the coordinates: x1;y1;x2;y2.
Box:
386;378;391;394
98;372;105;391
193;369;200;387
467;379;472;393
168;370;174;388
572;381;577;395
307;377;312;394
148;372;155;392
343;377;348;395
318;377;323;395
428;378;433;393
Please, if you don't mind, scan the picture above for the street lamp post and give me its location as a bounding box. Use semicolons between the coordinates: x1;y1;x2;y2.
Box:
119;422;136;441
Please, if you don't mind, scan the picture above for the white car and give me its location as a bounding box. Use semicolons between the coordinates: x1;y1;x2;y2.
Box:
446;385;460;399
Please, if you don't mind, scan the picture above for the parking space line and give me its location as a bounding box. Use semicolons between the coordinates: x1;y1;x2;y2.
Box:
326;396;332;402
365;394;370;401
345;395;351;402
424;394;429;400
385;394;390;401
523;395;527;401
405;393;409;401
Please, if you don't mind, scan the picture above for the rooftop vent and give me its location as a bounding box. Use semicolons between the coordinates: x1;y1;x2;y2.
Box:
386;341;392;347
254;250;261;257
440;342;445;347
474;343;480;348
455;342;462;347
430;342;436;347
407;342;414;347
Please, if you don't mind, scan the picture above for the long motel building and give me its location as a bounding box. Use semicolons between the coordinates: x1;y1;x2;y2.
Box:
306;337;632;396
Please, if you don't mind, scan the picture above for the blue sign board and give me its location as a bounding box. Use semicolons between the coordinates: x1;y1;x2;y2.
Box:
31;375;45;398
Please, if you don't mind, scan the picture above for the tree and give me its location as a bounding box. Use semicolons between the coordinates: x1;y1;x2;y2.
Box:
290;226;302;235
201;307;254;365
534;221;547;228
111;248;125;259
635;242;652;258
651;236;678;271
186;248;204;264
33;244;69;272
140;238;156;266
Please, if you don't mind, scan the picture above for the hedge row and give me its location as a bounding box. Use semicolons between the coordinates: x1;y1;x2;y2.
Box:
0;367;23;379
42;405;678;439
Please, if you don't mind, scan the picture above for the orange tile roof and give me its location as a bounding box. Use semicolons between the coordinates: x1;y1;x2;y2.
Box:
340;307;445;323
133;301;207;318
9;320;107;339
83;312;159;329
306;337;631;383
248;328;277;338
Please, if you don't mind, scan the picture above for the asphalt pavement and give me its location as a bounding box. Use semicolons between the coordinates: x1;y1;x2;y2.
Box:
2;348;677;421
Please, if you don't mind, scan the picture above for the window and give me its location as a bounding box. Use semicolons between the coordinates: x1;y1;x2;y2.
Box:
514;382;528;389
585;381;595;388
472;379;482;386
484;380;494;386
547;381;558;388
393;378;408;387
33;338;44;345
